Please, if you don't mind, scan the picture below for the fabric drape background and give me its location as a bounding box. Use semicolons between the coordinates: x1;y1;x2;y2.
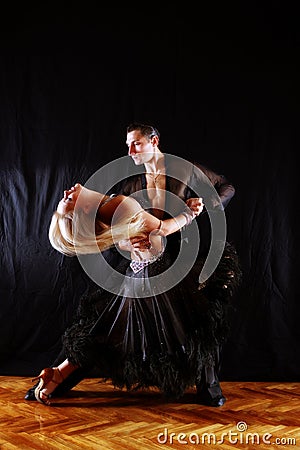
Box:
0;4;298;380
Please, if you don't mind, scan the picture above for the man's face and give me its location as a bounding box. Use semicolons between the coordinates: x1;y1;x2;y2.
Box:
126;130;156;165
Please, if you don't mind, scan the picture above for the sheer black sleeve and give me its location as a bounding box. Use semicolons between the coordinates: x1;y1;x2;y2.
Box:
192;161;235;208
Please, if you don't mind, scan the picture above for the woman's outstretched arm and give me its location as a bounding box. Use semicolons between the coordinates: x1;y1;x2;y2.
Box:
117;196;203;253
140;197;203;236
100;194;203;235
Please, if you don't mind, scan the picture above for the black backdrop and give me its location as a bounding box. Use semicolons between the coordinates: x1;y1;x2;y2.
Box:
0;5;299;380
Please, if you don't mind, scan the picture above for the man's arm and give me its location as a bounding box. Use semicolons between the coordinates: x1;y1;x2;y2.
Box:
193;162;235;209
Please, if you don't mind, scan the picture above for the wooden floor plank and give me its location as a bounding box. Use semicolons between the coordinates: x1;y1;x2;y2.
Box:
0;377;299;449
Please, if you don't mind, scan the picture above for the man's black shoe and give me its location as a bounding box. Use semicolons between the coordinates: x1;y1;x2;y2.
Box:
197;392;226;407
196;381;226;407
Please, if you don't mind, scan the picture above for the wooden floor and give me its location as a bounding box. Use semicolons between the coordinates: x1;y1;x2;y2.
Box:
0;377;299;449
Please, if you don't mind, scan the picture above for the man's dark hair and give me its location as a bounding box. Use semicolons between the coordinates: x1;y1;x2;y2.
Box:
127;122;160;141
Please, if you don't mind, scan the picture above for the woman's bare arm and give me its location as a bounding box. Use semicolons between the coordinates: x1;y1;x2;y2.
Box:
117;196;203;253
109;195;203;235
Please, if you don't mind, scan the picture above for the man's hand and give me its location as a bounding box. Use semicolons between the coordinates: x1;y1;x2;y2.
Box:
185;197;204;218
118;233;151;252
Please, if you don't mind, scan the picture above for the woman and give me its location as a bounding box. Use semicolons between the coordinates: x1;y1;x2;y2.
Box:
49;183;202;256
32;183;204;405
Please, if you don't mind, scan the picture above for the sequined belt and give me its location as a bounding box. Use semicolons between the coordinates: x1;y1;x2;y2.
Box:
130;251;164;273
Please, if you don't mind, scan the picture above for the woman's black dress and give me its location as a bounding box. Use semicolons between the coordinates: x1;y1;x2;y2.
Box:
62;240;241;400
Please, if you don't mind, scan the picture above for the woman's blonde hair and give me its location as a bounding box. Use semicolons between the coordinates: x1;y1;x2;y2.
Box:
49;208;145;256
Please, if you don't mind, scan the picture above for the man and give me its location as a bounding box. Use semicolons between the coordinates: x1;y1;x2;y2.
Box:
25;122;240;406
117;123;238;407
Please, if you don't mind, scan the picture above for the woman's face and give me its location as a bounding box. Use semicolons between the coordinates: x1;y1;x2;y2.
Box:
57;183;84;215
